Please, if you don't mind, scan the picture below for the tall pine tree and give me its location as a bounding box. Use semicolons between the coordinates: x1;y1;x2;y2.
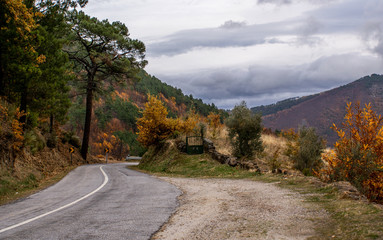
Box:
65;10;147;160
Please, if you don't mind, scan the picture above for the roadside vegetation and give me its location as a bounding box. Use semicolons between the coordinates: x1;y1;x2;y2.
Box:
137;98;383;239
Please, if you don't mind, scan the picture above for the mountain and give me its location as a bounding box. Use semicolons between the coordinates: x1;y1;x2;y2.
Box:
252;74;383;145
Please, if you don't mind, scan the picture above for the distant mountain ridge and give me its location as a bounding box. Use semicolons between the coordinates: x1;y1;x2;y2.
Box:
252;74;383;144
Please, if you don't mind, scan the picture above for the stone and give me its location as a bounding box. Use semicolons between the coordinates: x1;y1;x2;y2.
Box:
330;181;367;201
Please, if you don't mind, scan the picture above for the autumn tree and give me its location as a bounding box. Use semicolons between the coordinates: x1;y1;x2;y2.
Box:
137;95;181;147
65;10;147;160
226;101;263;158
319;102;383;203
207;112;221;139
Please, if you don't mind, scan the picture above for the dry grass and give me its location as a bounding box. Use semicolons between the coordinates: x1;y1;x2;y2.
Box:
205;125;295;172
260;134;293;171
205;126;232;155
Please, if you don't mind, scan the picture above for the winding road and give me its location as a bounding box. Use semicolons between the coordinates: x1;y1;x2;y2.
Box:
0;163;181;240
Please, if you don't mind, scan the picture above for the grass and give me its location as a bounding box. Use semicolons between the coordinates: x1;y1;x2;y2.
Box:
136;142;256;178
265;176;383;239
136;139;383;240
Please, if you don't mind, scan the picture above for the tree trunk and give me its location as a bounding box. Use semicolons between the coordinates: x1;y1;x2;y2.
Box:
49;113;54;133
80;75;94;161
20;86;28;129
0;67;4;97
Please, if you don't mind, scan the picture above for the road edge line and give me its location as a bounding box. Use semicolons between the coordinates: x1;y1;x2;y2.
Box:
0;165;109;234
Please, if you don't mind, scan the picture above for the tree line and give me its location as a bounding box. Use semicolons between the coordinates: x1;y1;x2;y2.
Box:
1;0;146;160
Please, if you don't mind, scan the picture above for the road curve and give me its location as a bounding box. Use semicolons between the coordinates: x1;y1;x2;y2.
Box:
0;163;181;240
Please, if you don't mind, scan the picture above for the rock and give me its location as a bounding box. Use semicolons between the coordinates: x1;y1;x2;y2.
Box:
239;161;260;172
307;177;327;188
176;140;186;152
330;181;367;201
227;157;237;167
203;138;215;152
272;168;282;174
203;138;240;168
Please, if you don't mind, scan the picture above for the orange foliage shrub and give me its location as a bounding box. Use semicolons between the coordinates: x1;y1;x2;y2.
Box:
180;109;199;135
11;108;25;151
0;99;25;152
318;102;383;203
91;118;128;158
137;95;198;147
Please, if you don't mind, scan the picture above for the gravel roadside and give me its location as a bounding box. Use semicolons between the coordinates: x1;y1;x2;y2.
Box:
153;178;329;240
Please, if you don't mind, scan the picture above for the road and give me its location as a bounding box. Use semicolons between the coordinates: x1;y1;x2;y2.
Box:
0;163;181;240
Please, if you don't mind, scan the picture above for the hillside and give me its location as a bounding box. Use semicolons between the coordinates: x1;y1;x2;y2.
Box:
256;74;383;144
66;69;223;157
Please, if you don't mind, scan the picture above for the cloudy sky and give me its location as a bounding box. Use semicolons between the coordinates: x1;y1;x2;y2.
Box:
85;0;383;109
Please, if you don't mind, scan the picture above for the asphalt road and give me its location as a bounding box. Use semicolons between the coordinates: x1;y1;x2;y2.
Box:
0;163;181;240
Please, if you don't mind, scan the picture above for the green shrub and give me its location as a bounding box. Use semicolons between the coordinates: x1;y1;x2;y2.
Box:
226;101;263;158
24;130;46;154
293;126;325;175
268;149;282;172
61;131;81;148
46;133;57;148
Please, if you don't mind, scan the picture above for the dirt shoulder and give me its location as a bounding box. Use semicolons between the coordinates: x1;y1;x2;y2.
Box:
153;177;328;240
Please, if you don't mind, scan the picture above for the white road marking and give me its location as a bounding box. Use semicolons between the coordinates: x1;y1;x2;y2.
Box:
0;165;109;234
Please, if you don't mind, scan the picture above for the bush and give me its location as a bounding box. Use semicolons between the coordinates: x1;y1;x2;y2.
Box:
61;131;81;148
46;133;57;148
319;102;383;203
295;127;325;175
283;127;325;175
24;130;45;154
226;101;263;158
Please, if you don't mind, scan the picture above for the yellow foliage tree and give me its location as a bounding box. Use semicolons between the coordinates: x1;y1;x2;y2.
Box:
207;112;221;139
137;95;181;147
318;102;383;203
180;109;200;135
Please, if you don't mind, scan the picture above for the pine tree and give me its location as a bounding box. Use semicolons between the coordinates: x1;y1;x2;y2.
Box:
65;10;147;160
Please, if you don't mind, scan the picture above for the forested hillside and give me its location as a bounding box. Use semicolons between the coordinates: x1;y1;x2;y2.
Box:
67;70;222;157
0;0;222;174
259;74;383;144
251;94;319;116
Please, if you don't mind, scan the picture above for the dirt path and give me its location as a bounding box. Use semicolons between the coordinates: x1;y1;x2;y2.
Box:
153;178;328;240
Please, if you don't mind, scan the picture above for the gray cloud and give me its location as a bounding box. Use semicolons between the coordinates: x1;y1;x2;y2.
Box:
220;20;247;29
147;0;383;57
158;54;383;109
362;22;383;58
147;20;296;56
257;0;338;5
295;16;323;46
144;0;383;109
257;0;292;5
